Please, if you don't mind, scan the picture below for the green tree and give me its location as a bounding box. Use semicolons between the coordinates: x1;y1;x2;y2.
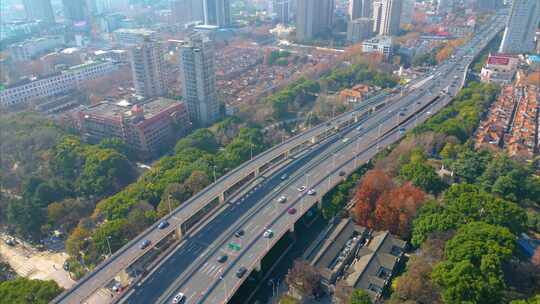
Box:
175;129;219;153
0;278;62;304
98;137;135;160
399;150;445;194
77;147;133;196
432;222;515;304
350;289;373;304
411;184;526;247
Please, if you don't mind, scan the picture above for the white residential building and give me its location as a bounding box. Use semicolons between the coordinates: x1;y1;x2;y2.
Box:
8;36;65;61
0;60;120;108
180;34;220;126
379;0;402;36
362;35;393;58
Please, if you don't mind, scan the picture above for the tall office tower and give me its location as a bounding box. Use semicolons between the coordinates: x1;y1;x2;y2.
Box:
499;0;540;54
203;0;231;27
372;0;383;34
349;0;372;20
172;0;204;25
273;0;290;24
23;0;55;23
296;0;334;41
477;0;504;11
180;34;219;126
379;0;402;36
62;0;90;25
130;38;167;99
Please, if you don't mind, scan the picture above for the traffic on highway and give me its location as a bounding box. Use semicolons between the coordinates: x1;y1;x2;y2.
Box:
53;11;506;304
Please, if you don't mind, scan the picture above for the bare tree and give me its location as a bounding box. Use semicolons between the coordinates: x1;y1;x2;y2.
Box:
285;260;323;299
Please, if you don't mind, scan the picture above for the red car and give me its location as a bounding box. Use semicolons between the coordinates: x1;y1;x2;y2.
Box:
288;208;297;215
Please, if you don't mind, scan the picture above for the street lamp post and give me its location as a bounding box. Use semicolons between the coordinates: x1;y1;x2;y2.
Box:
106;236;112;257
376;124;382;151
213;166;217;183
168;194;172;215
355;139;361;167
220;269;227;300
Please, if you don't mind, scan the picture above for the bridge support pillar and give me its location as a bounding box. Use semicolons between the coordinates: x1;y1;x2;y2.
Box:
289;223;295;233
175;225;183;239
254;167;260;177
354;115;358;123
219;193;225;204
316;200;323;210
284;150;290;159
311;136;317;144
254;260;262;272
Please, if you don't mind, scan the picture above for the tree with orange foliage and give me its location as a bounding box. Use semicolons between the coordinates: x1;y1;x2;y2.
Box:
374;182;426;238
352;170;394;228
533;247;540;267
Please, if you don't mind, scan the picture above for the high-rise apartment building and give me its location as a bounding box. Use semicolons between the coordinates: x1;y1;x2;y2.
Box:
62;0;90;26
349;0;372;20
130;39;167;99
22;0;55;23
347;18;373;43
180;34;220;126
172;0;204;25
477;0;504;11
499;0;540;54
203;0;231;27
273;0;290;24
296;0;334;41
379;0;402;36
372;0;383;35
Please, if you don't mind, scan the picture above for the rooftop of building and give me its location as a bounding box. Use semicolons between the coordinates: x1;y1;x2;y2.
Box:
9;35;63;47
308;218;367;271
345;231;407;299
363;35;393;45
83;97;182;121
114;28;157;35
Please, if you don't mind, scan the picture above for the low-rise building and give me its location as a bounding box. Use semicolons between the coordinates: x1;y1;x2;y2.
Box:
344;231;406;302
305;218;369;292
339;84;374;103
0;60;121;108
362;36;393;58
480;53;519;85
304;217;406;303
8;35;65;61
73;98;190;156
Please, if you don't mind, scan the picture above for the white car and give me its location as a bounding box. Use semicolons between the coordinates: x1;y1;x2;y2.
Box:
277;196;287;203
172;292;185;304
297;186;306;192
263;229;274;239
307;189;316;196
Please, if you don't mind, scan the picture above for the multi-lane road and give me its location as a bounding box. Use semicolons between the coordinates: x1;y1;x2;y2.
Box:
53;11;506;304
